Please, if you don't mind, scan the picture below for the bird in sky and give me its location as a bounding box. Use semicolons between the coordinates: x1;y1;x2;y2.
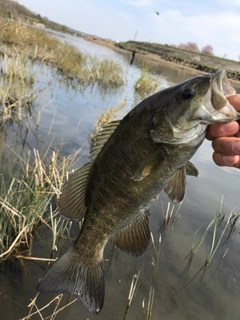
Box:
155;11;159;15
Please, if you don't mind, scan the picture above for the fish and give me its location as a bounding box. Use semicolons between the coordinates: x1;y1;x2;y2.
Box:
37;69;240;314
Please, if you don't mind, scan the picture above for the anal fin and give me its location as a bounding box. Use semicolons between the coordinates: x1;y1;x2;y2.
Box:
186;161;198;177
114;211;150;257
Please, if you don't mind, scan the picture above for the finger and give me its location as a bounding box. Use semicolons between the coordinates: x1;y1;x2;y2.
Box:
206;94;240;141
206;121;239;141
226;94;240;111
212;137;240;155
212;152;240;168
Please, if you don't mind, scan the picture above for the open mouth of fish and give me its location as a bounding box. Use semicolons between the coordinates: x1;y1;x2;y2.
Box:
203;69;240;122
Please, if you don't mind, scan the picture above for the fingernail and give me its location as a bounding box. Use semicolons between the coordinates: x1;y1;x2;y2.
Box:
232;142;240;153
223;155;235;164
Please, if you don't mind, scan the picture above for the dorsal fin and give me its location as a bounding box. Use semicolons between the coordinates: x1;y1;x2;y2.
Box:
59;162;92;220
90;120;121;161
114;210;150;257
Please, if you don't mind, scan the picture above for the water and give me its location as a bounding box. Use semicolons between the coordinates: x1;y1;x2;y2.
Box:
1;35;240;320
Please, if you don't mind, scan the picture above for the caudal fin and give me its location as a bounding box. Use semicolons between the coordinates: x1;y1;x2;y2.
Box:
37;248;104;314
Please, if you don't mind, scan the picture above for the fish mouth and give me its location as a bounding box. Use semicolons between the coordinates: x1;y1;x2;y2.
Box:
202;69;239;123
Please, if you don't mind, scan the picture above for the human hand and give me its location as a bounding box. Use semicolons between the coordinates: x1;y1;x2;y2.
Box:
206;94;240;168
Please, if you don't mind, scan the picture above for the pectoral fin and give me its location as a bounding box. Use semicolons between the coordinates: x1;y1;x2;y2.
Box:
114;211;150;256
132;149;163;182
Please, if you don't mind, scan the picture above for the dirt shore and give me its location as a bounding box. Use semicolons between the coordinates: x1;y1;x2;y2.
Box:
85;37;204;73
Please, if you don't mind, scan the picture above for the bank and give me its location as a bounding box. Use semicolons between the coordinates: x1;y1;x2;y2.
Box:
85;38;240;83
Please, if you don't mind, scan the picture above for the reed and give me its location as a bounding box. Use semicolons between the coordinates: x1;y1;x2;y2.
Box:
134;66;160;99
0;19;126;89
0;54;37;122
0;145;81;260
90;100;127;143
183;199;240;288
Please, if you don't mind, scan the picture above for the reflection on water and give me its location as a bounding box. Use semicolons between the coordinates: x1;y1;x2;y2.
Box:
1;35;240;320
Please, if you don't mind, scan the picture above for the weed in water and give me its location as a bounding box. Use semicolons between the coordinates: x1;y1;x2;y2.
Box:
0;145;81;260
90;100;127;144
0;54;37;121
182;198;240;289
134;66;161;100
0;19;126;89
123;271;141;320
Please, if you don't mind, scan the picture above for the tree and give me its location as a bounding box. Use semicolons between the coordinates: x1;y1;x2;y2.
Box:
178;42;200;52
201;45;214;55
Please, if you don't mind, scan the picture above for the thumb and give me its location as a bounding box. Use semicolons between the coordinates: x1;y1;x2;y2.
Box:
226;94;240;111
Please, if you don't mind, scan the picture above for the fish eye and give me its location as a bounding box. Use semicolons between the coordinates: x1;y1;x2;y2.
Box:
182;88;195;99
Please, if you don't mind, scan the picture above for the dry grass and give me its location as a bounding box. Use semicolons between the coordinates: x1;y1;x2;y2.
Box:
0;54;38;123
134;66;161;99
20;293;77;320
183;199;240;289
0;144;81;260
90;100;127;143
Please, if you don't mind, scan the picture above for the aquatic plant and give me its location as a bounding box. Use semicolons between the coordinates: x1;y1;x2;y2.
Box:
90;100;127;144
84;55;125;88
134;67;160;99
21;293;77;320
182;198;240;288
123;271;141;320
0;146;81;260
0;54;37;122
0;19;126;89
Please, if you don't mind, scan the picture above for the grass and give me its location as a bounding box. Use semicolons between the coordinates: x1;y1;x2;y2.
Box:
0;18;126;88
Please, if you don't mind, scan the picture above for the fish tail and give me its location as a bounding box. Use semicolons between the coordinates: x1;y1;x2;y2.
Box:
37;247;104;314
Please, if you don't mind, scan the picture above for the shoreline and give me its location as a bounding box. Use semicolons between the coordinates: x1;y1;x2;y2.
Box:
84;37;240;88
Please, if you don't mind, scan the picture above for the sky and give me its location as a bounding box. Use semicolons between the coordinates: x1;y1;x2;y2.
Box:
17;0;240;61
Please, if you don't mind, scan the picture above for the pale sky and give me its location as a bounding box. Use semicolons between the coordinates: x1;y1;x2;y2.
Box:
17;0;240;61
